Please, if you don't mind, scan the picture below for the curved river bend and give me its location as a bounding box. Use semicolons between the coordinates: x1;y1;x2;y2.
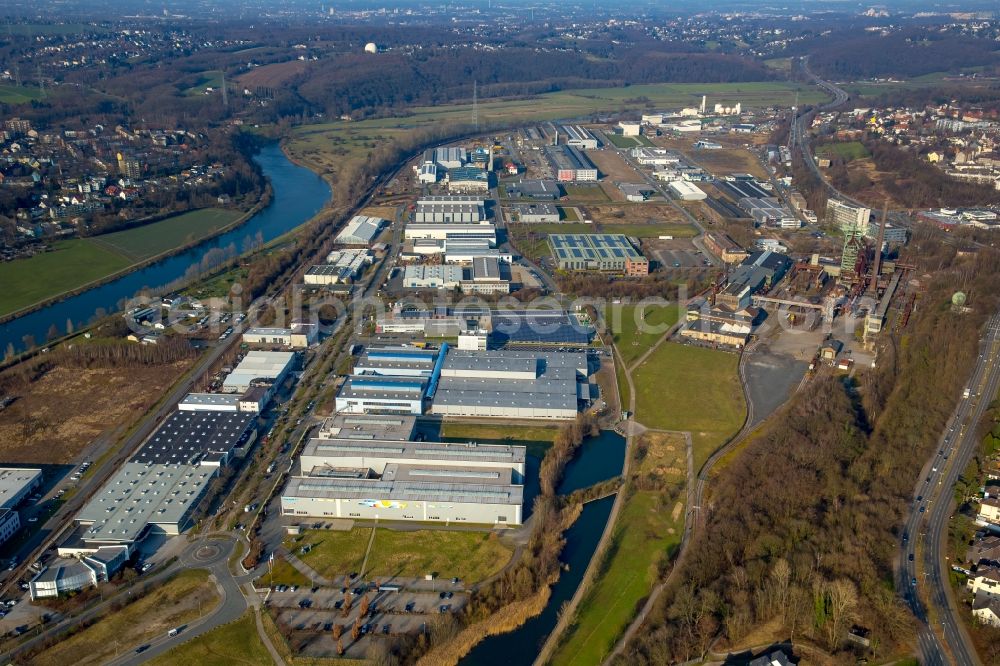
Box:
1;143;330;354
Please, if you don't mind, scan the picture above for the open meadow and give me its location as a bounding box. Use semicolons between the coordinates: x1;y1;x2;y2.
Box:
287;528;513;583
551;433;686;666
147;611;272;666
0;208;241;317
633;342;745;470
610;303;681;367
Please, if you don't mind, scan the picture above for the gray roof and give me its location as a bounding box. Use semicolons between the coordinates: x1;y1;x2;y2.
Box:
284;473;523;506
76;462;216;543
0;468;41;509
179;393;241;409
317;414;417;441
302;437;526;468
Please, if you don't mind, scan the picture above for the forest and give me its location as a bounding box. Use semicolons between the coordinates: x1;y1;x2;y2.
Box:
802;28;1000;80
615;236;1000;663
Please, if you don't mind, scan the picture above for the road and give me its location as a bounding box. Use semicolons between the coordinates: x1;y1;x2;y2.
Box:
898;313;1000;666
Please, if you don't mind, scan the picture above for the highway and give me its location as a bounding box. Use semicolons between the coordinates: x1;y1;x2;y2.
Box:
898;313;1000;666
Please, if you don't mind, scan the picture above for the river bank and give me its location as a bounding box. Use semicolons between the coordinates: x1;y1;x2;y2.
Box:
0;188;272;328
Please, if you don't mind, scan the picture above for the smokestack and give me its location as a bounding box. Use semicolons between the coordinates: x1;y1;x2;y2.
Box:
870;202;888;295
700;95;706;115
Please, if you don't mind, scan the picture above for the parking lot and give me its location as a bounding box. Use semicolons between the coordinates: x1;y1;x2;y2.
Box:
645;238;710;269
269;586;467;657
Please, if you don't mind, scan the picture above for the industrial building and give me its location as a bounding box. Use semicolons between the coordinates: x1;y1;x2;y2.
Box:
512;203;560;223
404;224;497;245
631;147;680;166
827;199;871;233
417;163;438;184
619;121;641;137
545;145;598;182
74;462;217;547
704;232;748;264
716;251;793;310
0;468;42;546
463;256;510;295
403;264;464;290
667;180;707;201
447;167;490;193
414;203;486;224
444;240;513;265
505;179;560;200
335;215;386;246
304;248;373;285
434;147;467;170
866;220;908;244
335;375;428;415
681;299;759;348
548;233;647;274
740;197;798;228
562;125;599;150
488;310;594;347
354;347;440;377
431;349;589;420
30;547;130;599
133;409;256;467
178;393;242;412
242;322;318;349
222;350;296;394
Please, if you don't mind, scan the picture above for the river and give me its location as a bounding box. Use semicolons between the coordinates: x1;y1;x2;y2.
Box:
0;143;331;354
459;431;625;666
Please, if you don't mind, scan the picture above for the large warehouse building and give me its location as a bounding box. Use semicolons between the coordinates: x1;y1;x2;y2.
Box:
431;349;589;419
548;233;648;273
335;215;386;246
281;414;525;526
222;351;296;393
545;145;598;182
404;224;497;245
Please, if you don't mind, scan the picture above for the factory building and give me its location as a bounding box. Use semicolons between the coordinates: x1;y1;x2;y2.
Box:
545;145;598;182
335;376;427;415
179;393;241;412
548;233;646;272
431;349;589;420
505;179;560;200
417;163;438;184
667;180;706;201
562;125;599;150
30;547;130;599
462;256;510;295
866;220;908;244
631;147;680;166
511;203;560;223
134;409;256;468
715;251;793;310
242;322;318;349
0;468;42;547
281;470;523;526
741;197;798;228
704;232;748;264
304;248;373;285
444;240;513;265
826;199;871;233
619;121;642;137
488;310;594;347
414;203;486;224
403;264;464;290
446;167;490;193
434;147;467;170
404;224;497;245
222;350;296;394
354;347;440;377
335;215;386;246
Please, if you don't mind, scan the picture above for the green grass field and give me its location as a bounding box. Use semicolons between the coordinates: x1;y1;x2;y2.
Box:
33;570;218;666
815;141;871;162
0;240;131;318
611;303;681;367
0;208;242;318
562;184;611;202
605;134;640;148
146;611;271;666
633;342;745;470
91;208;241;262
0;83;42;103
558;206;580;221
257;557;313;588
599;223;696;238
441;421;558;457
292;528;513;582
184;70;224;96
552;489;683;665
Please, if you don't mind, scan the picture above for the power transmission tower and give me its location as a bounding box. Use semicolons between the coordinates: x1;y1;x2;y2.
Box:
472;80;478;132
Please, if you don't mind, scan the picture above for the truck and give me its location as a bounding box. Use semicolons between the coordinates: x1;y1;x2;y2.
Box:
963;387;972;399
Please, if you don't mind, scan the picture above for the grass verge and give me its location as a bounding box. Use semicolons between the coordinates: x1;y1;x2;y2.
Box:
146;611;272;666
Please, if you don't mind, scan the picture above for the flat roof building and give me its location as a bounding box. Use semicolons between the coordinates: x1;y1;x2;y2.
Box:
562;125;599;150
667;180;707;201
75;462;217;546
316;414;417;441
335;215;386;246
354;347;440;377
548;234;645;272
335;376;427;415
0;468;42;510
178;392;241;412
545;145;598;182
435;147;467;170
414;203;486;224
431;349;587;420
512;203;560;223
133;409;256;468
404;224;497;245
242;322;318;349
222;351;295;394
403;264;464;290
505;179;560;200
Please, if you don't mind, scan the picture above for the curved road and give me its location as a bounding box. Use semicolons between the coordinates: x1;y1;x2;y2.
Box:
898;314;1000;666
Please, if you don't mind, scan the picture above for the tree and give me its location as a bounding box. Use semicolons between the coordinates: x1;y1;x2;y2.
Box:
359;593;370;617
332;623;342;640
351;617;361;641
336;638;344;656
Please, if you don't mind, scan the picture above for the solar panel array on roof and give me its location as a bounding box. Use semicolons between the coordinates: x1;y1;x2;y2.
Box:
133;410;255;466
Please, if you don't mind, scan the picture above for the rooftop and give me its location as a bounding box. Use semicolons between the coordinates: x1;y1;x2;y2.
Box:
284;473;523;507
0;468;41;509
301;437;526;470
317;414;417;441
133;409;255;466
